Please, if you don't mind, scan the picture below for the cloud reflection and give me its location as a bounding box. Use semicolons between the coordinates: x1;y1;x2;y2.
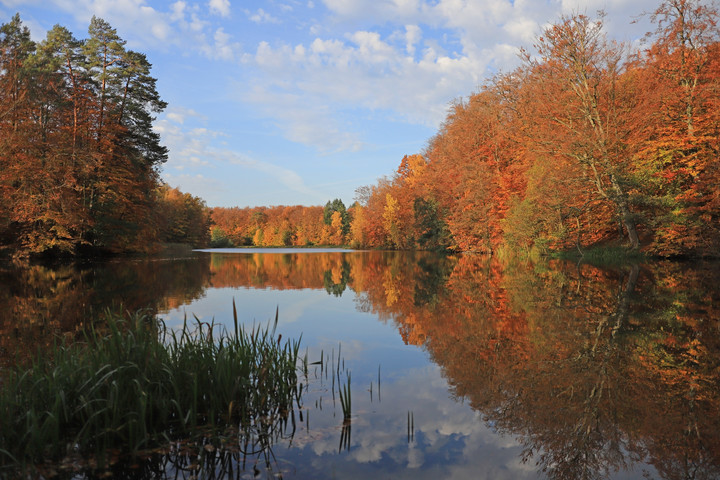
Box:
272;363;537;479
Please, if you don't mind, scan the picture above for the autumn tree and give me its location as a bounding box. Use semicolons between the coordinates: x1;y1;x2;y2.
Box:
0;15;168;256
347;203;366;248
353;6;719;258
81;17;168;252
518;13;641;249
0;15;40;251
322;198;350;244
631;0;720;255
352;180;394;248
209;205;328;248
155;184;211;248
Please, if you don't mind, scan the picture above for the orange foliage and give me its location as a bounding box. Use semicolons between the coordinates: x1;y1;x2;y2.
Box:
356;4;720;258
210;205;347;247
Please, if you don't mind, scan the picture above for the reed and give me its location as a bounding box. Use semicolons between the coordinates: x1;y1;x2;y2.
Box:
338;372;351;420
0;304;302;477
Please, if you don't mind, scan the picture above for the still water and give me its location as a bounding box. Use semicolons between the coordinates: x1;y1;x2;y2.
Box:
1;249;719;479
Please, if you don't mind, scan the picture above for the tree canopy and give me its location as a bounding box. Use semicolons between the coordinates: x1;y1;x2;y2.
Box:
0;15;206;256
347;1;720;258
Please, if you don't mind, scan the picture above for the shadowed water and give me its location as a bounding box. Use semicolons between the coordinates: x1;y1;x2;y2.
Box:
1;249;719;479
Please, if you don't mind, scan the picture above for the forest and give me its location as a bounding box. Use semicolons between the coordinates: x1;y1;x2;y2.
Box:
3;0;719;259
0;15;210;257
348;1;720;258
210;0;720;258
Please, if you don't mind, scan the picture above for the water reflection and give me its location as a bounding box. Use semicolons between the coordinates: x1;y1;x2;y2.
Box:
378;257;720;480
1;251;719;479
0;255;210;367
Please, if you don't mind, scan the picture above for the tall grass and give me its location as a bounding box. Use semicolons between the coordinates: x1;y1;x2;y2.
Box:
0;304;302;476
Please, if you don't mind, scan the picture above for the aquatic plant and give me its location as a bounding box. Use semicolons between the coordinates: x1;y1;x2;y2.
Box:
339;372;351;420
0;303;301;477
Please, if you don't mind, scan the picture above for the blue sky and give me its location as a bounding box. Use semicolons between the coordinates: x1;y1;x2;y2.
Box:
2;0;659;208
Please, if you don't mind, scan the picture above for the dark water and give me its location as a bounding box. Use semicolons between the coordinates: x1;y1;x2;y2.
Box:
1;249;719;480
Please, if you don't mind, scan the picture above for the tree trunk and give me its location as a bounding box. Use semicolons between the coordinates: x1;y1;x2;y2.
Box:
610;175;639;249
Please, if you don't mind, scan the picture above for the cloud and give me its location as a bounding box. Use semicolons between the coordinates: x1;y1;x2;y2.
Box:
226;152;327;201
163;106;205;125
243;28;486;133
169;0;186;21
247;8;280;24
404;24;421;56
321;0;425;23
162;172;224;194
62;0;176;46
200;27;240;60
208;0;230;17
231;0;662;154
238;82;365;153
22;0;244;61
280;362;538;479
156;112;327;205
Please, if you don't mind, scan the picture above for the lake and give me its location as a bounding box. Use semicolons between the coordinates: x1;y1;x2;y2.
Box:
1;249;719;479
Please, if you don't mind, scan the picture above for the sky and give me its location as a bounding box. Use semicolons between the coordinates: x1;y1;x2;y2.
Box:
1;0;662;208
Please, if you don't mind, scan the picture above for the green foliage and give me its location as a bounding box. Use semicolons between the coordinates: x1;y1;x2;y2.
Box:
323;260;351;296
323;199;350;235
413;198;451;251
210;226;234;248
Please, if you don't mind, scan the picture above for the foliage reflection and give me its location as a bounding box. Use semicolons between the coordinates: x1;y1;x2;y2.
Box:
0;256;211;367
2;251;719;479
374;256;720;480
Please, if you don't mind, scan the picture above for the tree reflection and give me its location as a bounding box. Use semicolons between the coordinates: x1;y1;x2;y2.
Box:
0;256;211;367
378;256;720;480
324;259;351;297
3;250;719;479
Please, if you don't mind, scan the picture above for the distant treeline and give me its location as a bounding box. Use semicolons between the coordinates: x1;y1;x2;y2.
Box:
210;199;352;247
351;2;720;257
0;15;209;257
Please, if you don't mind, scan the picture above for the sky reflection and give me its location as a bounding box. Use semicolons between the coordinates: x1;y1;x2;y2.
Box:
157;260;539;479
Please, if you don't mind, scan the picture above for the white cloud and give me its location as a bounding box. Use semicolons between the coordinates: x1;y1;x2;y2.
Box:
200;27;239;60
161;172;228;205
239;84;365;153
17;0;245;60
169;0;186;21
62;0;177;47
282;362;538;479
243;29;485;135
247;8;280;24
208;0;230;17
405;24;422;56
231;0;661;154
228;152;326;201
163;106;205;125
156;112;327;204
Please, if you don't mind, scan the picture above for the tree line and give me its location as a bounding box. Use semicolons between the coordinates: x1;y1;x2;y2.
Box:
0;15;209;257
4;0;719;259
349;0;720;258
210;199;352;247
212;1;720;258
